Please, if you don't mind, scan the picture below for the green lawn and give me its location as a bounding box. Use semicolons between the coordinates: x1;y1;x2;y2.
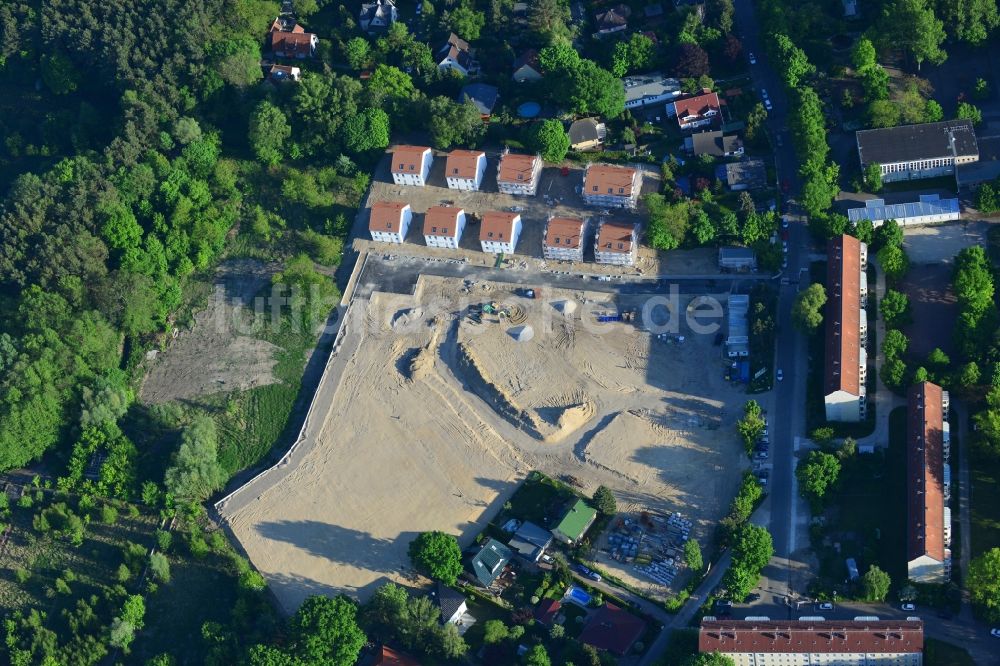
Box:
496;472;578;527
970;445;1000;558
924;638;976;666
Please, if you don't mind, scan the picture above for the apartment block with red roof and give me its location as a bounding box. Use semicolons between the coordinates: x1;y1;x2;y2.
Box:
444;149;487;191
581;164;642;209
269;18;318;59
423;206;466;249
672;91;721;131
496;151;543;195
824;234;869;423
907;381;951;583
543;216;588;262
479;211;522;254
390;146;434;186
368;201;412;244
699;619;924;665
594;220;637;266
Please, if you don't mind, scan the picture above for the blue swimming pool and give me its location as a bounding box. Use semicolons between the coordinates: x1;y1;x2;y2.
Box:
517;101;541;118
565;585;592;607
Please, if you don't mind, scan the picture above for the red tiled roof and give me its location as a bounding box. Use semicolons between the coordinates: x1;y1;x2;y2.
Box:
480;211;519;242
581;604;646;656
376;645;421;665
445;149;485;180
907;381;945;564
369;201;409;233
513;48;540;72
534;598;562;626
391;146;431;174
596;221;635;253
674;92;721;121
424;206;463;237
824;235;862;397
497;153;539;183
584;164;637;197
269;19;315;57
544;217;586;249
699;620;924;655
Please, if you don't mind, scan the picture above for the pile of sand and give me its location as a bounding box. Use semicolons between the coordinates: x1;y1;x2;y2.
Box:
391;307;424;331
542;401;597;443
508;324;534;342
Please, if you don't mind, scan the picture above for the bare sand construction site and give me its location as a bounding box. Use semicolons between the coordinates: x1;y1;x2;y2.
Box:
219;275;748;611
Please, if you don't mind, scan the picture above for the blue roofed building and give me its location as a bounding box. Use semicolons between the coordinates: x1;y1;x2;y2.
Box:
847;194;960;228
508;521;553;562
460;83;500;119
470;538;513;588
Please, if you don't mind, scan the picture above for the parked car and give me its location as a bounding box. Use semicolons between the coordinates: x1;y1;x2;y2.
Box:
782;216;789;229
776;369;784;381
817;602;833;611
757;471;769;485
587;571;602;582
782;257;788;269
749;52;757;64
991;628;1000;638
901;603;916;611
575;564;591;576
753;450;768;460
745;592;761;602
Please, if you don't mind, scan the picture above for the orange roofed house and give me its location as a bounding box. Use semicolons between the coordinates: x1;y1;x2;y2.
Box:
368;201;413;244
445;149;487;191
594;220;637;266
582;164;642;209
907;380;951;583
699;619;924;665
497;151;543;196
390;146;434;186
824;234;869;422
423;206;467;249
672;91;721;131
269;18;318;59
479;211;522;254
543;216;589;262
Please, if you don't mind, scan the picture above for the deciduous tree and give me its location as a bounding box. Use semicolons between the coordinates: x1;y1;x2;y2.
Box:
792;283;827;333
408;531;463;584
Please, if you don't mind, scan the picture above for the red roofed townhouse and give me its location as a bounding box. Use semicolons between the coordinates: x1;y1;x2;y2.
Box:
907;381;951;583
594;220;637;266
390;146;434;186
824;234;869;422
699;619;924;665
497;151;543;195
582;164;642;209
543;216;588;262
269;19;318;59
672;91;721;130
423;206;466;249
479;211;522;254
444;149;487;191
580;604;646;656
368;202;412;244
375;645;421;665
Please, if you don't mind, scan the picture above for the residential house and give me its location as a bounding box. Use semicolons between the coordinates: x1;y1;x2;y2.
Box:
699;619;924;665
269;18;318;59
375;645;421;666
479;211;522;254
368;202;412;243
459;83;499;119
673;91;721;130
359;0;397;34
688;130;744;158
582;163;643;209
622;73;682;110
507;521;554;562
568;118;606;151
390;145;433;186
824;235;869;423
435;582;469;625
436;33;476;76
719;247;756;272
551;499;597;544
719;159;766;191
534;599;562;626
444;149;487;190
847;194;960;228
674;0;706;18
907;381;951;584
497;151;543;195
856;119;979;183
263;63;301;82
543;216;588;262
470;538;513;588
595;4;631;34
594;220;638;266
726;293;749;358
512;49;543;83
581;604;647;656
423;206;466;249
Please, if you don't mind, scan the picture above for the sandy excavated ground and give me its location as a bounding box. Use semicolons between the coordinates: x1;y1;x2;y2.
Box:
222;277;747;609
140;260;282;404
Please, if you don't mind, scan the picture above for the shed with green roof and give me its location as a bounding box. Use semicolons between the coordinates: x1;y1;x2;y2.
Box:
551;499;598;544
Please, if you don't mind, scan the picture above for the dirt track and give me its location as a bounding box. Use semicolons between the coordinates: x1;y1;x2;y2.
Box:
220;276;747;609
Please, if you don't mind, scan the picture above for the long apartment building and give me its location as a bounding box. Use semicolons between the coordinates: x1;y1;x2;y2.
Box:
824;235;869;423
699;619;924;666
856;119;979;183
581;164;642;209
907;381;952;584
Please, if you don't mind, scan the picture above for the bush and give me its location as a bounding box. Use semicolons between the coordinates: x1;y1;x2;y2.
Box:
100;504;118;525
156;530;173;552
149;552;171;583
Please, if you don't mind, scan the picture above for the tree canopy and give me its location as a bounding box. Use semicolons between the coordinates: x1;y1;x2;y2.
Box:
408;531;463;585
